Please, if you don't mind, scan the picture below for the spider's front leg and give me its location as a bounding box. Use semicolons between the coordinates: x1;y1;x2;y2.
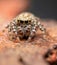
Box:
17;26;24;40
28;26;37;41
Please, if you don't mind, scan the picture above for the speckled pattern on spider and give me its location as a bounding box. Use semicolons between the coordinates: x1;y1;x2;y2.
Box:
6;12;46;41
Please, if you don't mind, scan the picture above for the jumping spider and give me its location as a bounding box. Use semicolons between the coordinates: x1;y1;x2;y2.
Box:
7;12;46;41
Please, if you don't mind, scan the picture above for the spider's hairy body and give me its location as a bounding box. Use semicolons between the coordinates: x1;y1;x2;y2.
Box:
7;12;46;41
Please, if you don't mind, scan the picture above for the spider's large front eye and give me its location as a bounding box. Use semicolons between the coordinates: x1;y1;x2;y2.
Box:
25;21;28;24
20;20;23;24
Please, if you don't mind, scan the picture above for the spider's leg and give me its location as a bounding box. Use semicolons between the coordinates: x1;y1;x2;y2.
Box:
28;26;36;41
37;21;50;42
8;22;17;40
8;30;17;41
24;25;31;37
17;26;24;40
37;22;46;35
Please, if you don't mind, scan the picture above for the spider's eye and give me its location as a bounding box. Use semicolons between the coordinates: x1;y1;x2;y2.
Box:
17;20;20;25
17;20;19;22
20;20;23;24
28;20;31;24
25;21;28;24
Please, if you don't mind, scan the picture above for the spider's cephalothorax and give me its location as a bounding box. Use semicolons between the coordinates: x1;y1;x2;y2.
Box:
7;12;46;41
